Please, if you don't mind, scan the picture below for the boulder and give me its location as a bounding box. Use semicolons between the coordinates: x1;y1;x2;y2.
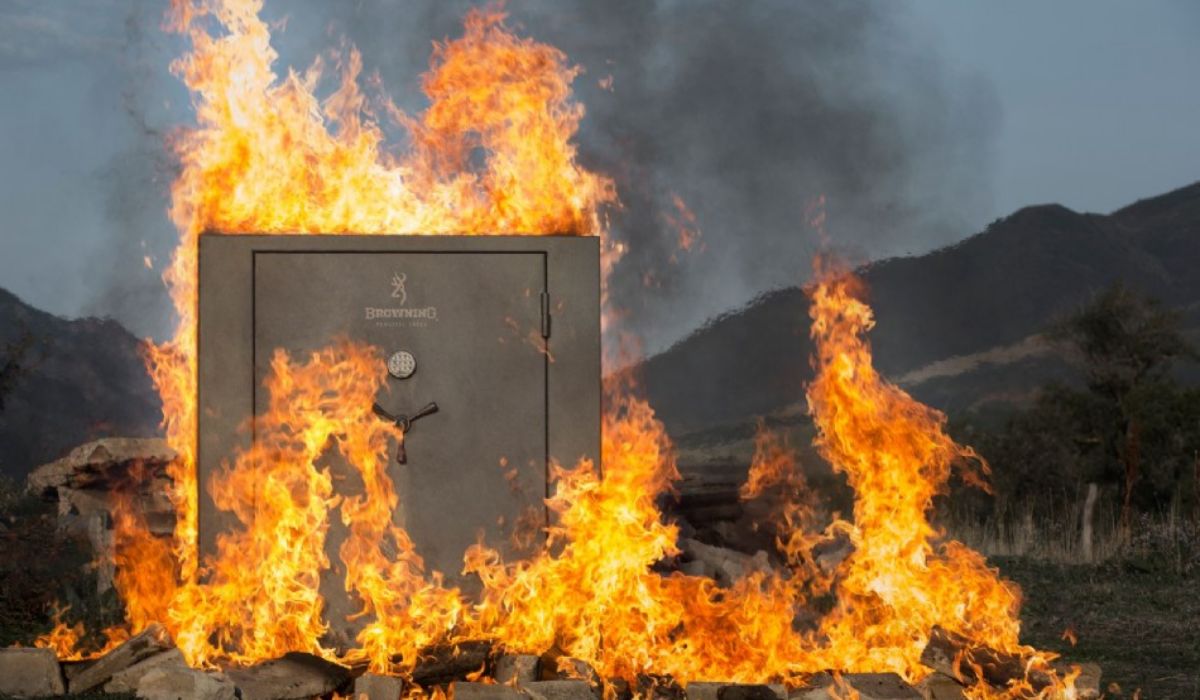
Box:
1060;662;1102;700
537;650;597;684
137;666;237;700
225;651;354;700
0;648;66;697
495;654;540;685
679;538;772;587
450;681;529;700
27;437;176;494
69;623;174;694
354;672;405;700
636;675;686;700
687;683;784;700
411;640;496;687
105;648;188;693
792;673;921;700
523;680;597;700
913;674;965;700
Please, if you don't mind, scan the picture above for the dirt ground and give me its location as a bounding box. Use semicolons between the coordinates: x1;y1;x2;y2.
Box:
995;557;1200;699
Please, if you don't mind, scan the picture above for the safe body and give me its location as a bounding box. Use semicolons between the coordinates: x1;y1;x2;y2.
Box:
197;234;600;632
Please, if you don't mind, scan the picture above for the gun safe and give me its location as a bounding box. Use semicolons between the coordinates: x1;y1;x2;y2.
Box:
197;234;601;630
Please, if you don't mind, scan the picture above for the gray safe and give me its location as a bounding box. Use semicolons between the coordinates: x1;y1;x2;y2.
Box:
197;234;600;630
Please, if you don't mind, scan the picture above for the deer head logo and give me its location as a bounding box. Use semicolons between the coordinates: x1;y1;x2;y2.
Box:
390;272;407;304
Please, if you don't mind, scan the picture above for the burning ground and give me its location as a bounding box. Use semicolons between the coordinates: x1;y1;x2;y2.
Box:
1;1;1106;698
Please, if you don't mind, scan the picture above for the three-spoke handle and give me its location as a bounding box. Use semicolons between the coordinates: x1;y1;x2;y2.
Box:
372;401;439;463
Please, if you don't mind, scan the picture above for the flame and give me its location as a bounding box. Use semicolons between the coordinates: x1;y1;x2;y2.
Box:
33;608;86;660
128;0;614;667
664;193;703;263
62;0;1079;696
802;261;1072;697
144;0;615;584
463;382;808;683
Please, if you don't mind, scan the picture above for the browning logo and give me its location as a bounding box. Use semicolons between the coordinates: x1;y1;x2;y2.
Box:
367;271;438;326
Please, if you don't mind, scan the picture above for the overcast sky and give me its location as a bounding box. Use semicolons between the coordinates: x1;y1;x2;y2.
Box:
1;1;1197;353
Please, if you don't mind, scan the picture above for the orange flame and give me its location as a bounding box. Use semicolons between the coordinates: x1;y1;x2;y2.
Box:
63;1;1079;696
802;261;1076;697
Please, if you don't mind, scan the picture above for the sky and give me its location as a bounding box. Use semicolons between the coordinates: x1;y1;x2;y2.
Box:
0;1;1198;354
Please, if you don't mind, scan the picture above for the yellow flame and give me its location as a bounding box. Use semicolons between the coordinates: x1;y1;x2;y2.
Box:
63;1;1080;696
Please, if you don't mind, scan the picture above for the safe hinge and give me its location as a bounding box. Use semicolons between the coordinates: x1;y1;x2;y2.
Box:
540;290;551;339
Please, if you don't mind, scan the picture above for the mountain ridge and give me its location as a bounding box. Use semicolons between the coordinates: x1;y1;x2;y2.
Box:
637;181;1200;435
0;287;161;479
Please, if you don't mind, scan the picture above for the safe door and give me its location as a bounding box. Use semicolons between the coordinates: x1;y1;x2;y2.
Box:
197;234;601;637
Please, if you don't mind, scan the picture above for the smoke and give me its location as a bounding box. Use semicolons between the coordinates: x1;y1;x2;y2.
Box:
77;5;181;339
313;0;999;354
83;1;997;351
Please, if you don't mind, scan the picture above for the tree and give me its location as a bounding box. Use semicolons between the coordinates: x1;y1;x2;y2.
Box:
0;330;34;415
1049;283;1198;528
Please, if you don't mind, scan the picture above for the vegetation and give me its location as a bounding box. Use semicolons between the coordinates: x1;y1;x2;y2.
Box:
0;476;122;650
950;284;1200;573
0;328;34;415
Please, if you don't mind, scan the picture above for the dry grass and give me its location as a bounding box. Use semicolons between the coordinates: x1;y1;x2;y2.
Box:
946;501;1200;575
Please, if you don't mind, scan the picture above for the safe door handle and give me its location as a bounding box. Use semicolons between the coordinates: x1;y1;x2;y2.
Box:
372;401;439;464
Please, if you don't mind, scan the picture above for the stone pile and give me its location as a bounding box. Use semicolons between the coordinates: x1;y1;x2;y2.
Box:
25;437;177;593
0;625;1102;700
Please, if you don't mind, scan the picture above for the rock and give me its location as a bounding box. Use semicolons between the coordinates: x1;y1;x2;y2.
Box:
913;674;965;700
688;683;784;700
537;651;597;684
354;673;405;700
26;437;178;592
412;640;496;687
523;680;597;700
69;622;175;694
679;538;773;587
636;675;686;700
27;437;176;494
0;648;66;697
495;655;540;685
106;648;188;693
137;666;237;700
62;659;92;683
685;682;724;700
1058;662;1101;700
604;678;633;700
793;673;921;700
718;685;783;700
226;651;354;700
920;626;1056;694
450;681;529;700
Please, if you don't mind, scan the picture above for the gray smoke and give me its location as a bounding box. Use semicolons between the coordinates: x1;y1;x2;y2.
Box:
312;0;999;354
76;2;181;340
83;1;998;351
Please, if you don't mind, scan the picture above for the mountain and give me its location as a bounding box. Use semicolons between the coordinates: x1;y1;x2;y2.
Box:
638;181;1200;439
0;289;161;480
3;181;1198;484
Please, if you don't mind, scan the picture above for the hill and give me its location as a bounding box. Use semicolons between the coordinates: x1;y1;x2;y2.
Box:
0;289;160;479
638;182;1200;439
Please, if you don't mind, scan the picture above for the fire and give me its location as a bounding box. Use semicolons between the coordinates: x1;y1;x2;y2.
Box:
41;0;1079;696
800;262;1057;688
466;383;827;685
146;0;615;584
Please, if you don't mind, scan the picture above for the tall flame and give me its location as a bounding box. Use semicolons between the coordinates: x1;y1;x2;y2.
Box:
802;262;1037;681
68;0;1078;696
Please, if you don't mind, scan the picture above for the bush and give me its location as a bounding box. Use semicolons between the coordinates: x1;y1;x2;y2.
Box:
0;476;122;648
